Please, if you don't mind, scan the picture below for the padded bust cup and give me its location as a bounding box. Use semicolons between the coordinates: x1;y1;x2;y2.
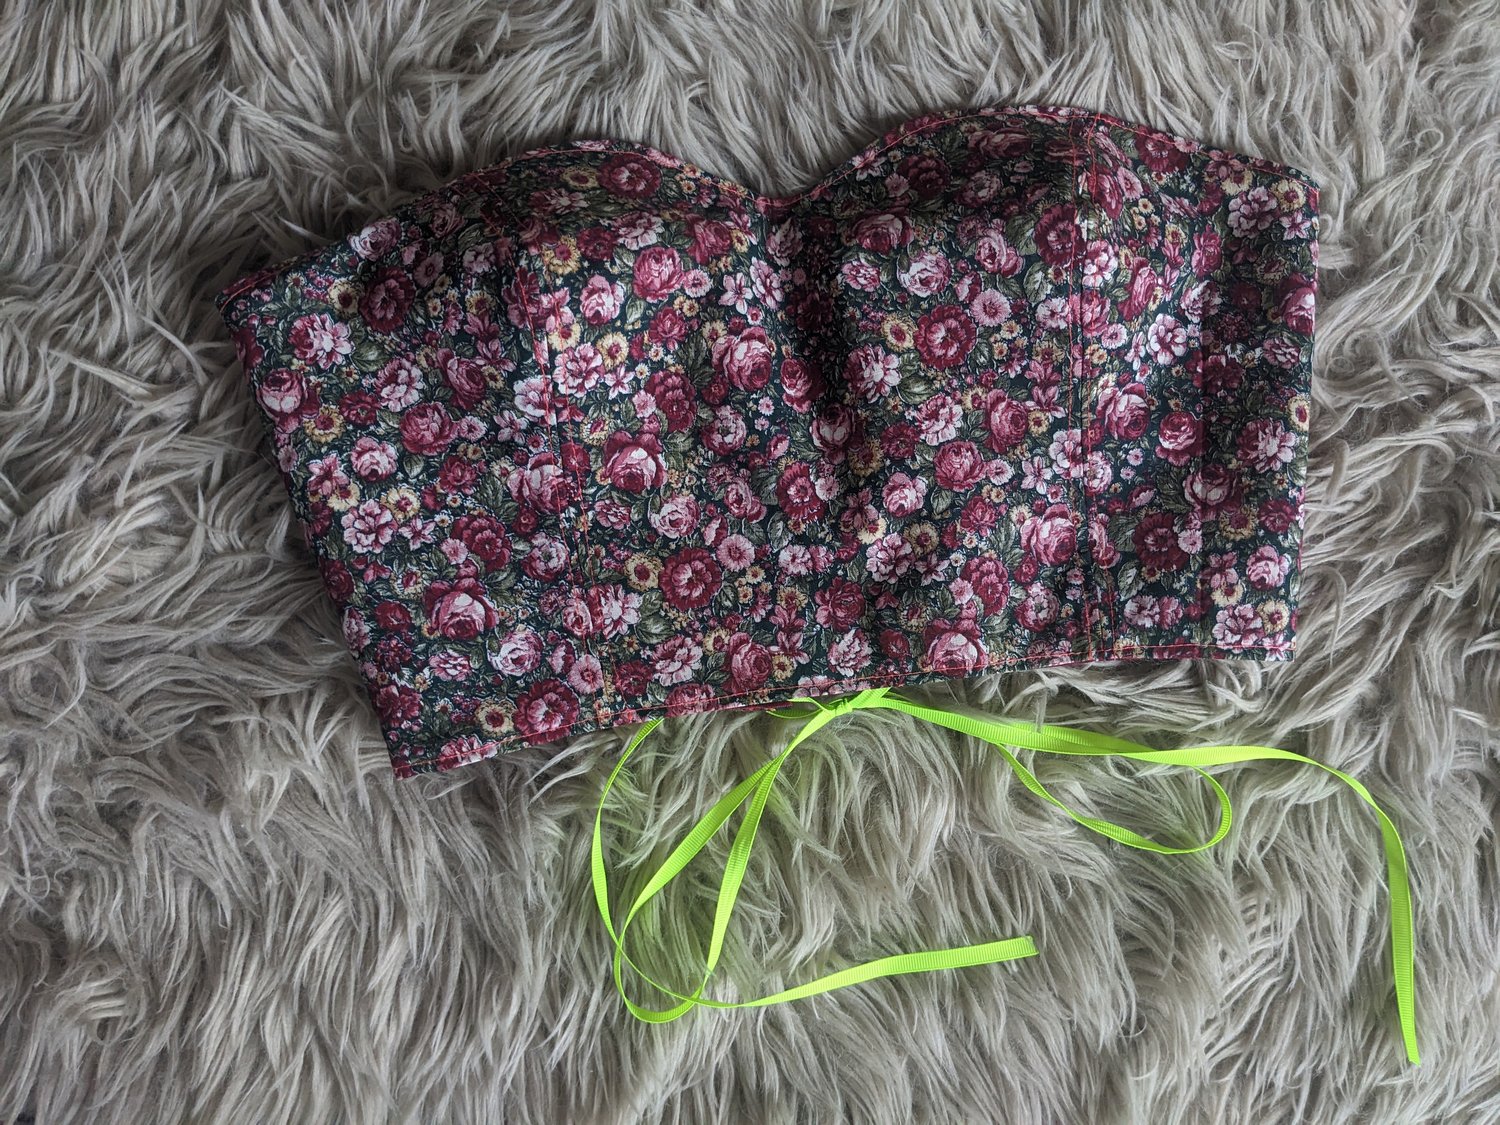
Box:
216;103;1319;777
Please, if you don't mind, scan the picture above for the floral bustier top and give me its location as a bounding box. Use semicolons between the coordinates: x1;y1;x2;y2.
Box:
216;103;1318;779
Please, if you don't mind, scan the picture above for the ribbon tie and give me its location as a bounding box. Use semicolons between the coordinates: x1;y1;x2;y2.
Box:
589;687;1419;1066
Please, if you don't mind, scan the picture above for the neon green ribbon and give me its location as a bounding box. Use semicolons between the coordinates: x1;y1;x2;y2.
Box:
590;686;1419;1065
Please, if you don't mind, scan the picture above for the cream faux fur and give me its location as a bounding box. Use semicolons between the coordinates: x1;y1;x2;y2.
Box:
1;1;1498;1121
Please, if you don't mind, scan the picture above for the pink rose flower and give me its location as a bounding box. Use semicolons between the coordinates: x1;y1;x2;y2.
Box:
554;343;604;396
664;682;716;717
975;225;1022;275
374;683;421;727
828;629;874;676
1138;134;1190;175
289;312;352;369
961;555;1011;615
1147;314;1188;364
649;494;700;539
598;153;661;199
1185;462;1240;515
521;535;569;582
421;575;500;640
711;325;774;390
1228;186;1277;236
897;249;952;297
722;478;766;521
810;403;859;459
1098;382;1151;440
702;405;749;455
659;547;723;611
648;305;688;347
1021;503;1077;566
779;356;823;413
632;245;683;301
1279;277;1316;335
359;267;415;331
776;461;825;522
921;619;988;674
437;347;487;409
350;216;400;259
579;275;623;323
840;260;881;291
399;402;457;456
489;628;544;675
602;430;666;492
724;633;772;691
1246;544;1291;590
933;440;986;491
1132;511;1189;570
450;513;511;570
882;471;927;518
350;436;398;480
513;680;580;741
1156;410;1203;466
983;389;1029;452
685;215;733;263
1212;604;1265;648
1079;166;1121;218
813;578;866;631
256;369;313;431
644;368;695;430
1201;353;1245;396
852;210;914;252
1120;260;1159;319
508;451;577;514
1191;228;1222;273
915;304;976;369
1079;289;1111;336
340;499;396;554
1014;583;1061;631
1034;203;1080;267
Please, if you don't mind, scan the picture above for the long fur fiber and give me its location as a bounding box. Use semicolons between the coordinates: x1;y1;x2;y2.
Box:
2;1;1498;1121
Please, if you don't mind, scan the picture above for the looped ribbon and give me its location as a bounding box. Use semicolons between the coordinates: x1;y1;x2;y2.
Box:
590;686;1420;1065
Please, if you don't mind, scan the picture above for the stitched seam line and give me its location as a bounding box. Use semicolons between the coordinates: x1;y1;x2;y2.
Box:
393;637;1295;774
1066;117;1090;656
551;256;611;722
514;256;610;722
1084;112;1115;649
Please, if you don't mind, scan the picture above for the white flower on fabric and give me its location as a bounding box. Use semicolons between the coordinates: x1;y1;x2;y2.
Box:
1147;314;1188;364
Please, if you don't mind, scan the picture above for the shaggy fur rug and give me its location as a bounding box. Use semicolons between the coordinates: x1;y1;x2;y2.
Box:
3;1;1498;1121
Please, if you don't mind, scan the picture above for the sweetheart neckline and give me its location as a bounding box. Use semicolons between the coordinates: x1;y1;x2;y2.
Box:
464;101;1320;208
217;101;1318;307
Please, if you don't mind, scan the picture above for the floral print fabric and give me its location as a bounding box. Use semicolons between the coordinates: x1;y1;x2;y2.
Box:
216;103;1319;777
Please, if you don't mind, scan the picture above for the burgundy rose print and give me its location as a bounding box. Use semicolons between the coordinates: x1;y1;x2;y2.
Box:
256;369;316;431
422;575;501;640
360;266;416;331
711;325;774;390
933;441;987;491
289;313;352;369
599;153;661;199
513;680;581;740
915;304;976;368
921;616;988;674
632;245;683;300
218;106;1316;774
602;430;667;492
1021;504;1077;566
659;548;723;611
399;402;456;455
